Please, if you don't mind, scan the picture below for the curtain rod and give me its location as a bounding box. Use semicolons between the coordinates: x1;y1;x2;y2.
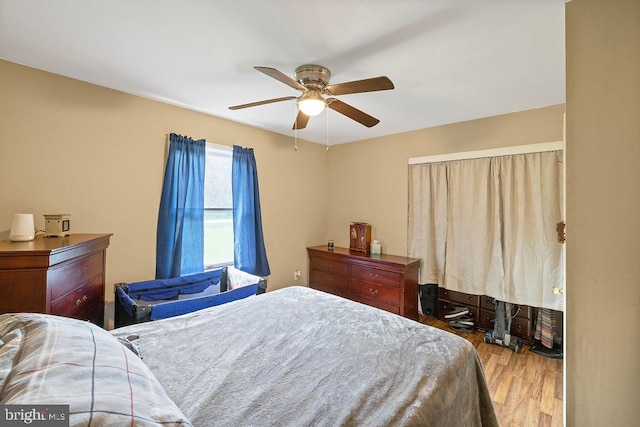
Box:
165;134;232;151
408;141;564;165
206;142;232;151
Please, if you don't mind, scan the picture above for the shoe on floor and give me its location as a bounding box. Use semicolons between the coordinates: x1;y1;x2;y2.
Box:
449;319;474;328
444;306;470;319
452;316;476;326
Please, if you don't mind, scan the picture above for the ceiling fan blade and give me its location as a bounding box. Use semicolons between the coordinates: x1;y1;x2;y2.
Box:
229;96;297;110
327;99;380;127
326;76;394;96
292;110;310;130
255;66;306;91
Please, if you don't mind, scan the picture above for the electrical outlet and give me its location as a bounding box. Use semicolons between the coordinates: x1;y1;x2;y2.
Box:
294;270;301;281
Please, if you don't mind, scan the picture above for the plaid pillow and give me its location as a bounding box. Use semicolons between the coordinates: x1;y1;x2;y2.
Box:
0;313;192;426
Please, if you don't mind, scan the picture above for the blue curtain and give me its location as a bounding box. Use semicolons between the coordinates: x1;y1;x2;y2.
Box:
232;145;271;276
156;133;205;279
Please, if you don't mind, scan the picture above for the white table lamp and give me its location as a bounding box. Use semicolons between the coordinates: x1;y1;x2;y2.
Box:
9;213;35;241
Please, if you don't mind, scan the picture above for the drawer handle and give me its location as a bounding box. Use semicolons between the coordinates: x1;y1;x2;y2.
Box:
76;295;88;306
83;295;88;301
369;273;379;280
369;288;379;295
325;263;332;269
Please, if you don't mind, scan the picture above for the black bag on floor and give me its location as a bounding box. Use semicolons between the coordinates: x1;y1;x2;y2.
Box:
419;283;438;316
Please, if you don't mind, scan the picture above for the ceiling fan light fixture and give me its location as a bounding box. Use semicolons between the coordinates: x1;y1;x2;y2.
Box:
297;91;326;116
228;65;394;130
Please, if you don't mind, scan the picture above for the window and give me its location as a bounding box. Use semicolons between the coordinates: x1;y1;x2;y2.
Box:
204;144;233;268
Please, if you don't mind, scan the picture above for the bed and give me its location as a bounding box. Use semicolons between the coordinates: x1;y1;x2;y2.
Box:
0;286;498;426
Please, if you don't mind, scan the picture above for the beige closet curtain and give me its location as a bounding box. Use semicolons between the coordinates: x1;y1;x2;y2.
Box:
445;157;505;297
408;150;564;311
407;162;448;286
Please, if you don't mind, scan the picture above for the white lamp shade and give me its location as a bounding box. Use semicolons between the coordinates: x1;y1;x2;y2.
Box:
297;91;326;116
10;213;35;241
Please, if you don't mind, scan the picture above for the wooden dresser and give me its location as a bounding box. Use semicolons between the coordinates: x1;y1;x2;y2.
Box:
438;287;533;342
0;234;111;326
307;246;421;321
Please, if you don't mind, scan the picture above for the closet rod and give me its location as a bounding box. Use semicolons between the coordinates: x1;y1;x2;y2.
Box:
408;141;564;165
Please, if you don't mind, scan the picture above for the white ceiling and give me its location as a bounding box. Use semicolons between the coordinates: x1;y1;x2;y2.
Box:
0;0;566;145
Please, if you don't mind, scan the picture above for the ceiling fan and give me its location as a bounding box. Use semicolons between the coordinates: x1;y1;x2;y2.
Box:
229;64;394;130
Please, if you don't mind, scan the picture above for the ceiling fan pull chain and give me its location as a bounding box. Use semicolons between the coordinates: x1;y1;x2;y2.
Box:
326;110;329;151
294;103;298;151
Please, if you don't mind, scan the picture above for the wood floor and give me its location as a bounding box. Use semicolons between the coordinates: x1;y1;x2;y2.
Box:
420;315;564;427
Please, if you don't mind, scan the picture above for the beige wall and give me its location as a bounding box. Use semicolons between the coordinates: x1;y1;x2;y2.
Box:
1;61;567;329
566;0;640;425
0;60;329;328
326;105;565;256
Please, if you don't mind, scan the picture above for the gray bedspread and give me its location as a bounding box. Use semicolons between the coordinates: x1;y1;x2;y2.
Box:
112;286;498;427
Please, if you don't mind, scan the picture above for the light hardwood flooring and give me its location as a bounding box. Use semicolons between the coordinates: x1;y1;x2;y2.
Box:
420;315;564;427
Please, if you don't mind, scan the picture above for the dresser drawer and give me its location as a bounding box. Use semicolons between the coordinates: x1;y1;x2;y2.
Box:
478;308;531;340
350;279;400;306
350;293;400;315
439;288;480;306
510;316;532;338
478;308;495;330
497;302;532;320
0;270;47;313
51;276;104;318
310;257;349;276
480;295;531;320
350;264;400;287
74;300;105;324
480;295;496;311
514;304;532;320
310;269;349;298
49;252;104;301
